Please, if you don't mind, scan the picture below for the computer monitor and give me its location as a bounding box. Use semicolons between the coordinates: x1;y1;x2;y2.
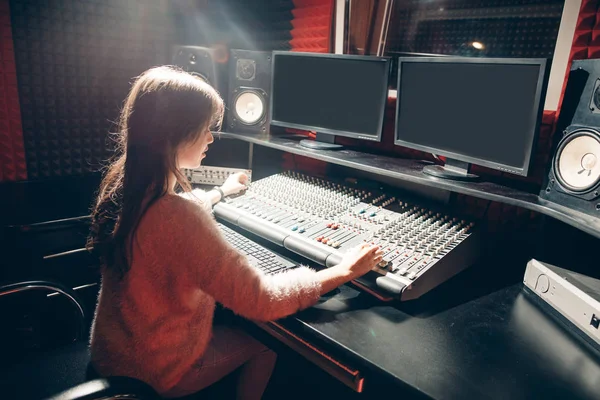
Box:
270;52;391;150
395;57;549;181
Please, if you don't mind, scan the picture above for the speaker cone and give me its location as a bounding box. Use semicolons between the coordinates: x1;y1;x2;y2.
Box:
555;129;600;192
234;90;265;125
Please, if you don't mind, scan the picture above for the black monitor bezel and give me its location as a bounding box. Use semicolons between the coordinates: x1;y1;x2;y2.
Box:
270;51;391;142
394;56;549;177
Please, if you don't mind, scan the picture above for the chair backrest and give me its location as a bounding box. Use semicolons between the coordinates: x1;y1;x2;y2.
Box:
0;281;86;332
45;376;161;400
0;281;162;400
0;280;87;366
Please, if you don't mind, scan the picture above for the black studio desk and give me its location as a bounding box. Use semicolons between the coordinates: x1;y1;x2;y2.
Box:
250;257;600;400
216;131;600;398
3;175;600;400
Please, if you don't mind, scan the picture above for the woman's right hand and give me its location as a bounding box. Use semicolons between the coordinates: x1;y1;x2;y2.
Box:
339;243;383;279
315;242;384;295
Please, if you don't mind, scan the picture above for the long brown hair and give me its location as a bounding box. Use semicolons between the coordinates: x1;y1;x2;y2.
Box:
87;65;224;277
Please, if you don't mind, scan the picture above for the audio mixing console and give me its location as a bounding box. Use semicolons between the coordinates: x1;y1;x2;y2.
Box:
214;171;481;301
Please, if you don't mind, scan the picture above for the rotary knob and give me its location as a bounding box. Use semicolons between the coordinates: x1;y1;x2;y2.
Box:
535;274;550;293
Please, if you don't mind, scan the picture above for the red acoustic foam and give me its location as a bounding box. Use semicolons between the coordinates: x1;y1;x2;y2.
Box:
573;29;592;47
292;4;333;19
291;26;330;39
292;47;328;52
292;0;331;7
590;29;600;45
577;12;597;31
580;0;599;14
541;110;557;127
290;37;329;50
593;13;600;31
290;0;332;52
291;15;331;29
0;0;27;182
587;45;600;58
570;46;589;60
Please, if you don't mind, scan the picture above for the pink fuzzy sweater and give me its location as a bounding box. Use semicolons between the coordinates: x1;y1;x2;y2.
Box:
89;192;322;395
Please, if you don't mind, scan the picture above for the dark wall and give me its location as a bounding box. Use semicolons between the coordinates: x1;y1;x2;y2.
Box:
0;0;334;183
7;0;176;180
0;0;27;181
171;0;295;51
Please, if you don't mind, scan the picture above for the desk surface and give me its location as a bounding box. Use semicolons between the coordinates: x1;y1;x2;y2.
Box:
281;274;600;400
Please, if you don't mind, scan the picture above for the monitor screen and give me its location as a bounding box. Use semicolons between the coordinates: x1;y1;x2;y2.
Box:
395;57;548;176
270;52;390;141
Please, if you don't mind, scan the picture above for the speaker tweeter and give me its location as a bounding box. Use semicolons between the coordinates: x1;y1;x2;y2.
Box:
172;45;228;96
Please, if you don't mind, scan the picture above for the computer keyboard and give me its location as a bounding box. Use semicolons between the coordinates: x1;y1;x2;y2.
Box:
218;222;297;275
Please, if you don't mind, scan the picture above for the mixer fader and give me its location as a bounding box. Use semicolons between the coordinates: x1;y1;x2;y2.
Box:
214;171;481;301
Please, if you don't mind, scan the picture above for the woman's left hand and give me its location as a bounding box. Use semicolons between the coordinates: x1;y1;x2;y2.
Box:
221;172;248;196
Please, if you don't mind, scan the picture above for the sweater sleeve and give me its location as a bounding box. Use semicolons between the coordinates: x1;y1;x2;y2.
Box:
145;196;322;322
178;188;213;213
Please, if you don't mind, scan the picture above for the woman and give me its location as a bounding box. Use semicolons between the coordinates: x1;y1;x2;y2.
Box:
87;65;382;399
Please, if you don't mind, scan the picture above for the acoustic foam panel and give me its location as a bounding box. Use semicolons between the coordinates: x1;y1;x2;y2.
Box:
290;0;333;53
387;0;564;59
0;0;27;182
9;0;176;179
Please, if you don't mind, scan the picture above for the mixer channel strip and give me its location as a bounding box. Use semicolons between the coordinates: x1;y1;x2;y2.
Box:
214;171;481;301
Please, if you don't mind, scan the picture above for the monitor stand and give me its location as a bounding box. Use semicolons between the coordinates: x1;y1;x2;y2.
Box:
423;158;479;181
299;132;343;150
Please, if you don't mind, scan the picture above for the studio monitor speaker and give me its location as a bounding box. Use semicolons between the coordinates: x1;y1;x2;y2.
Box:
172;45;228;97
226;49;272;134
541;59;600;217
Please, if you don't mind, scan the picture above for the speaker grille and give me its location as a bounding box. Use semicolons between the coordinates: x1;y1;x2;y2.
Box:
172;47;214;85
555;129;600;192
